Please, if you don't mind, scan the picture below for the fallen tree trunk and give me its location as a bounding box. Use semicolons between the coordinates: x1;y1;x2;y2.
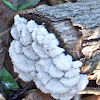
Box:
9;0;100;81
79;87;100;95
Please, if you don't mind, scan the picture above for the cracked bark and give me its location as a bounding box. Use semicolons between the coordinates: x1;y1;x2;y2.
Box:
9;0;100;78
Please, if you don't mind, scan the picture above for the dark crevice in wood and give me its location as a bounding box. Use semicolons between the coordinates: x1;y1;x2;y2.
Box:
74;26;82;31
83;38;100;43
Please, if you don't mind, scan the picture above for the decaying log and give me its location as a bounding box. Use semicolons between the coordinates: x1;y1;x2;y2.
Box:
81;95;100;100
9;0;100;75
81;53;100;74
79;87;100;95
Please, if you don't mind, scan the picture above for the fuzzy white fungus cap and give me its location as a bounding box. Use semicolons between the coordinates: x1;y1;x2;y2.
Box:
9;15;89;100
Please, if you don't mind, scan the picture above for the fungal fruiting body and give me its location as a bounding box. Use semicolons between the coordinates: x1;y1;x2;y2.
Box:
9;15;89;100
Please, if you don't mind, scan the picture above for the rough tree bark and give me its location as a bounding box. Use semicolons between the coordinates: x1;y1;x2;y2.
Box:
9;0;100;83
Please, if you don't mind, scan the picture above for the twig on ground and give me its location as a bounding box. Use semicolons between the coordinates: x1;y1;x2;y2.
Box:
0;27;11;38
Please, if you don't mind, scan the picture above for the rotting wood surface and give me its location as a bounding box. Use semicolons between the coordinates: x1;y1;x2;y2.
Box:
8;0;100;81
79;87;100;95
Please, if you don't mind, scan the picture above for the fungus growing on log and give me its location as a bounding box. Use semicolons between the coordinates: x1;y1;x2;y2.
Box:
9;15;89;100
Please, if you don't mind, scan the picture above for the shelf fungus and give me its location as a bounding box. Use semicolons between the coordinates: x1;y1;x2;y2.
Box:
9;15;89;100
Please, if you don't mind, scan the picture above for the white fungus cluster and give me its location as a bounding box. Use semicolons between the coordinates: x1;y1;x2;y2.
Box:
9;15;89;100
